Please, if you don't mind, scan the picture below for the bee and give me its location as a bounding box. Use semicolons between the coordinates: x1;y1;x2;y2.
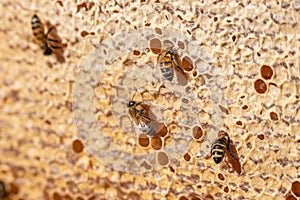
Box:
157;47;175;81
0;181;6;199
127;100;156;136
31;14;61;55
157;46;187;84
211;131;236;164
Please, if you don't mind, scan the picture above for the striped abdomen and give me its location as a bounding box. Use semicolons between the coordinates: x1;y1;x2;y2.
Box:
211;135;230;164
31;14;46;44
158;51;175;81
137;123;156;136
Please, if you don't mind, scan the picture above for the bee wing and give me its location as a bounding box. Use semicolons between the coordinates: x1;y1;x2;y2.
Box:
45;27;62;49
227;141;239;161
140;113;151;124
173;54;189;85
225;145;242;174
45;26;65;62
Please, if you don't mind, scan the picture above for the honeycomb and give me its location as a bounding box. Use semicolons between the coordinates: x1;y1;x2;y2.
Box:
0;0;300;199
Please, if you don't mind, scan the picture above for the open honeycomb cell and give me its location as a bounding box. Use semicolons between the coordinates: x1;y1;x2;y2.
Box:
1;0;300;199
260;65;274;80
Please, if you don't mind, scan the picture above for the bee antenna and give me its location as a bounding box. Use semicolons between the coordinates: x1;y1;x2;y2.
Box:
131;92;137;101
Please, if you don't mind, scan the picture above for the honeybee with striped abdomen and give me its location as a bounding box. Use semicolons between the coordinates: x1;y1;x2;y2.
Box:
211;131;237;164
157;45;188;84
157;47;176;81
31;14;61;55
127;100;156;136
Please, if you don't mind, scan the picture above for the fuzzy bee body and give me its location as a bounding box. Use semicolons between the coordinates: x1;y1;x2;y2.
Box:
31;14;60;55
128;101;151;124
211;132;230;164
157;50;175;81
128;100;156;136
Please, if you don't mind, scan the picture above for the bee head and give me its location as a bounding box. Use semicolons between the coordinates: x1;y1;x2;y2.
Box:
43;48;52;55
128;101;136;107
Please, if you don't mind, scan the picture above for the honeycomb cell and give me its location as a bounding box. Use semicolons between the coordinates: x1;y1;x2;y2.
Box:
292;181;300;197
195;58;210;73
257;134;265;140
80;30;89;37
57;1;63;6
163;39;174;47
53;192;62;200
223;186;229;193
236;121;243;126
151;136;162;150
155;27;162;35
179;196;188;200
254;79;267;94
270;112;279;121
178;41;185;49
133;50;141;56
157;125;168;137
72;139;84;153
192;70;197;77
232;35;237;42
181;56;194;71
10;183;18;195
286;193;297;200
247;142;252;149
150;38;162;54
157;151;169;166
218;173;225;181
138;133;150;148
127;191;140;200
260;65;273;80
192;126;203;140
242;105;249;110
182;98;189;104
183;153;191;162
